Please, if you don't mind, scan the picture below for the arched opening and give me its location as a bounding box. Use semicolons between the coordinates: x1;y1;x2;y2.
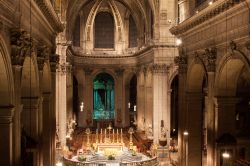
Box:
235;67;250;138
73;15;80;47
129;15;137;48
170;75;178;139
186;63;207;165
93;73;115;120
94;12;114;48
128;75;137;127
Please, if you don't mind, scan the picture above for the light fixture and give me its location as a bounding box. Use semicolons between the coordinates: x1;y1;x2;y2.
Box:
128;102;131;108
209;1;213;5
80;101;84;112
183;131;189;136
222;151;230;158
133;105;136;112
176;38;182;46
196;10;199;14
56;162;63;166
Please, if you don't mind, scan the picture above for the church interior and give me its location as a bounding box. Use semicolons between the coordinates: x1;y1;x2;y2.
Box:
0;0;250;165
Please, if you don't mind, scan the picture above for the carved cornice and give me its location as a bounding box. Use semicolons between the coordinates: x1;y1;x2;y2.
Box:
170;0;241;35
37;45;50;70
205;47;217;72
34;0;63;32
10;28;34;66
152;64;169;73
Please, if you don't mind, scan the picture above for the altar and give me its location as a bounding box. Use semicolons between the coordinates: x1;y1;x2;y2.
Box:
61;126;159;166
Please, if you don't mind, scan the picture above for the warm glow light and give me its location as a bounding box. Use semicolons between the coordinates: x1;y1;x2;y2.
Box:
56;162;63;166
134;105;137;112
196;10;199;14
183;131;189;136
176;39;182;46
222;152;230;158
209;1;213;5
80;102;84;112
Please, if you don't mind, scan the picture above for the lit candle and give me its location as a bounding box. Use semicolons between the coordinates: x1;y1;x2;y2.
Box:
128;102;131;108
117;129;119;143
134;105;136;112
113;129;114;142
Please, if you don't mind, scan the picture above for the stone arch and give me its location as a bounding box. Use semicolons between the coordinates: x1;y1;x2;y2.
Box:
21;54;40;97
0;35;15;106
186;59;207;165
187;60;207;93
215;51;250;96
91;69;118;84
66;0;148;42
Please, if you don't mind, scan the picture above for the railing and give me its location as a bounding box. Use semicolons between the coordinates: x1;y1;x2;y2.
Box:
63;156;159;166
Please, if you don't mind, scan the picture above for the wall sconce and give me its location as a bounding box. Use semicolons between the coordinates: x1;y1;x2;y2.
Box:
183;131;189;136
176;38;182;46
222;151;230;158
128;102;131;108
80;102;84;112
134;105;137;112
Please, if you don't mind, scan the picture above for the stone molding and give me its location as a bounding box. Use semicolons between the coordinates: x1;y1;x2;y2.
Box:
170;0;242;35
10;28;34;66
0;105;14;124
152;64;169;73
34;0;63;32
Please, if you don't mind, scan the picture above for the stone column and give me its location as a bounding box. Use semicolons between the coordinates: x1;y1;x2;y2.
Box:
115;69;125;127
82;68;93;127
56;65;67;146
12;65;22;166
42;93;52;166
145;67;153;130
152;64;169;143
66;65;73;120
21;97;40;140
0;106;14;166
50;54;58;166
174;55;187;166
205;47;217;166
186;92;203;166
136;67;146;131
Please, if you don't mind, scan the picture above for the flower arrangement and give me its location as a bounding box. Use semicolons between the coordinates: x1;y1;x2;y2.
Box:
78;155;87;162
107;154;115;160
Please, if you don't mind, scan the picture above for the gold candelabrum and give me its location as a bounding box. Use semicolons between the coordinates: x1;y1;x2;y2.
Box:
128;127;134;150
91;125;124;145
85;128;91;149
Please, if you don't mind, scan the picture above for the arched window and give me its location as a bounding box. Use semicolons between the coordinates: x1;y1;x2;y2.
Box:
94;12;114;48
73;15;80;47
129;15;137;48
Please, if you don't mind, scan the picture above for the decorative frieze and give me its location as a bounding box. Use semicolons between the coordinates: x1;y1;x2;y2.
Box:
205;47;217;72
170;0;241;35
10;28;34;66
152;64;169;73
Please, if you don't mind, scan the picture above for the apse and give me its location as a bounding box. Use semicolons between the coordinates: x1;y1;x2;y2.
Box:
93;73;115;120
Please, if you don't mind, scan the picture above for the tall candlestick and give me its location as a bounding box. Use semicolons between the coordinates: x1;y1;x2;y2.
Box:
96;129;98;143
112;129;114;143
101;129;103;143
117;129;119;143
121;128;123;143
104;129;106;143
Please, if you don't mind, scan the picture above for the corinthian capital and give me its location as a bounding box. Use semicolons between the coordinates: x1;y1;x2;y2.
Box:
205;47;217;72
37;45;50;70
10;28;34;66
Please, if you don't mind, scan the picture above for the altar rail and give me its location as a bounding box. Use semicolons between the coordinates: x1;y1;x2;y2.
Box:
63;157;159;166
